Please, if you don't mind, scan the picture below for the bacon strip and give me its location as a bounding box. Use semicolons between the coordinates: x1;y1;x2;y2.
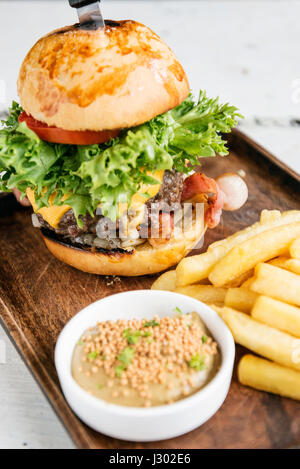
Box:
147;212;174;247
181;173;224;229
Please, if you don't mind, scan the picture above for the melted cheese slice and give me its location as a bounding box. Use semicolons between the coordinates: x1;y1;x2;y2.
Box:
118;170;164;216
26;188;71;229
26;170;164;229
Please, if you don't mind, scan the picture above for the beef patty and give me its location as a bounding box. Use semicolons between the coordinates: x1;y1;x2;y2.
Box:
35;170;185;241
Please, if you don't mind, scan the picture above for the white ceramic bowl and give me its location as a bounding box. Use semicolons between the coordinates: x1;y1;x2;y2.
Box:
55;290;235;442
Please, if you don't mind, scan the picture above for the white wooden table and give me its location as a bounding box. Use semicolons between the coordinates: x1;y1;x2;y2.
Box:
0;0;299;449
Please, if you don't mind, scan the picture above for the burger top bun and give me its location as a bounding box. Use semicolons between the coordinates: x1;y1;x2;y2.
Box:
18;20;190;131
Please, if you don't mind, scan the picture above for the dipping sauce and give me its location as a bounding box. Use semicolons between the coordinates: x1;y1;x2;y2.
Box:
72;311;220;407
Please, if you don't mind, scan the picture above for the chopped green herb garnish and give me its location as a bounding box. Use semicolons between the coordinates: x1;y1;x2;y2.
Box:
97;384;104;390
101;354;106;361
123;328;142;345
144;320;160;328
188;353;206;371
147;338;153;344
88;350;99;360
143;331;152;337
115;347;135;377
202;335;208;343
174;306;183;316
115;365;126;378
118;347;135;365
127;334;141;345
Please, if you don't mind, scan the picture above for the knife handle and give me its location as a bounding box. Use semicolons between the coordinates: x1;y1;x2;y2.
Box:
69;0;100;8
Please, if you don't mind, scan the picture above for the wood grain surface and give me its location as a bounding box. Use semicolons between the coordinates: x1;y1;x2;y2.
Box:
0;129;299;449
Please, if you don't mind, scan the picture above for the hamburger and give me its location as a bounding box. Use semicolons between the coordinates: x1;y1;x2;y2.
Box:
0;20;246;276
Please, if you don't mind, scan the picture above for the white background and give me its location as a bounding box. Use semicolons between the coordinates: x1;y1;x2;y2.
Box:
0;0;299;449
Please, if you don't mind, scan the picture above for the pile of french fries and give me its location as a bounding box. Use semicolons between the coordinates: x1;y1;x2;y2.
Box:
151;209;300;401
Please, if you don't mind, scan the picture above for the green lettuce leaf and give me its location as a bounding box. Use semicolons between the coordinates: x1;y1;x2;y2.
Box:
0;92;242;224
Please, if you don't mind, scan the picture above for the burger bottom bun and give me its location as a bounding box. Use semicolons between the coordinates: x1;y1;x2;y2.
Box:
41;219;206;276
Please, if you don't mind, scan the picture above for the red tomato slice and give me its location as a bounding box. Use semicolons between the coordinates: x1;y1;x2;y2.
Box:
18;112;120;145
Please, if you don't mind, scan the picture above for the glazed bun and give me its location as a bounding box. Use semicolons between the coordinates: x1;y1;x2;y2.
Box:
41;219;205;276
18;20;190;131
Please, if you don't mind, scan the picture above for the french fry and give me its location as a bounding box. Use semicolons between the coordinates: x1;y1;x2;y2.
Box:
284;259;300;275
210;304;225;315
259;209;282;224
209;222;300;287
238;355;300;401
176;210;300;287
251;295;300;337
175;253;216;288
251;263;300;307
225;288;258;314
268;256;300;275
197;278;212;285
268;256;290;268
290;237;300;259
214;306;300;371
225;270;254;288
151;270;176;291
241;276;255;288
175;285;227;306
150;270;212;292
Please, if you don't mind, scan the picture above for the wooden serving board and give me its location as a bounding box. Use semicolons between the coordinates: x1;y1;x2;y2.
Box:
0;129;299;449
